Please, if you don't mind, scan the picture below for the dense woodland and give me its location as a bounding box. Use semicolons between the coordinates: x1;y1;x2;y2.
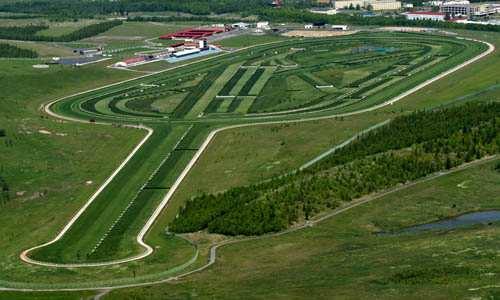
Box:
0;43;38;58
0;0;500;38
0;0;276;17
170;102;500;236
0;20;122;42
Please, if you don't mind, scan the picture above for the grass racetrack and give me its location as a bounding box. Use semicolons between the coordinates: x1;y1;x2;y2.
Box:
0;28;498;296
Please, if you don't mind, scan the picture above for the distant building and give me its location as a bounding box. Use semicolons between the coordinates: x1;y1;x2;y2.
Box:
232;22;250;29
304;24;314;29
331;24;349;30
173;48;201;58
256;21;271;30
403;11;446;21
370;0;402;10
333;0;401;10
439;1;470;16
310;7;338;14
73;48;102;56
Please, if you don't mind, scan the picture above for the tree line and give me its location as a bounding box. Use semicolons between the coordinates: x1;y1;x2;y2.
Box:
257;8;500;32
0;0;280;18
169;102;500;236
0;43;38;58
0;20;122;42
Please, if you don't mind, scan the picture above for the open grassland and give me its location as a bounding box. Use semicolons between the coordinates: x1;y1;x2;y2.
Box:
93;21;205;39
0;39;74;57
106;157;500;300
217;34;290;48
36;19;102;37
24;31;484;268
0;28;495;294
0;59;199;287
55;32;483;123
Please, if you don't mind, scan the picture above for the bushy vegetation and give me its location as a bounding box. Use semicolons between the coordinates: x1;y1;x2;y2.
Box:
170;102;500;236
0;129;5;137
0;43;38;58
0;20;122;42
0;176;10;205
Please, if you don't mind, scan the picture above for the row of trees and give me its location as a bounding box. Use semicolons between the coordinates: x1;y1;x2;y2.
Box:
0;43;38;58
170;102;500;236
257;8;500;32
0;20;122;42
0;0;277;18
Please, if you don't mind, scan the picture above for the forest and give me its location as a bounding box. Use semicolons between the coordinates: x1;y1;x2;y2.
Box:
170;102;500;236
0;0;278;17
0;20;122;42
1;1;498;33
0;43;38;58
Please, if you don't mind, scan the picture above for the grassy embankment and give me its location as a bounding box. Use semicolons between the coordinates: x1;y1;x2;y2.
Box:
0;29;494;296
103;30;500;298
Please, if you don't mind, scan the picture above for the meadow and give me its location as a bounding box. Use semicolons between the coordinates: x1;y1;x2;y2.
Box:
0;25;497;297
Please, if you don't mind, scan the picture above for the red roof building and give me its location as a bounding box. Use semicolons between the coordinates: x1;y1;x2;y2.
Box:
159;28;225;40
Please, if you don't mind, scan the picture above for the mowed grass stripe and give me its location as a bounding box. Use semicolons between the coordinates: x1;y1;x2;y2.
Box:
30;125;190;263
218;68;246;96
239;68;264;96
186;63;242;118
234;96;256;114
229;67;258;96
248;67;276;96
217;98;234;113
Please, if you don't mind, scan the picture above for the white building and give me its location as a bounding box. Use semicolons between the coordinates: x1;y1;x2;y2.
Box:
232;22;250;29
256;21;271;30
310;8;338;15
403;11;446;21
334;0;401;10
331;24;349;30
304;24;314;29
439;1;470;16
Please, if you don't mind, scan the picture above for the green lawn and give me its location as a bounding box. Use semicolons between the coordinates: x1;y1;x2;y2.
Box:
0;28;496;296
106;157;500;299
218;34;290;48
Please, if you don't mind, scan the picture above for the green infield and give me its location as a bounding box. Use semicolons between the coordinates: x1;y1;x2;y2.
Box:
0;28;495;294
27;31;487;265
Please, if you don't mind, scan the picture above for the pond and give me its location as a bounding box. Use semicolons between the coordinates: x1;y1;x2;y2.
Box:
379;210;500;235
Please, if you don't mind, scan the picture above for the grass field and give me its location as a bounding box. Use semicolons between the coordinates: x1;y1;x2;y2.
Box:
106;157;500;299
217;34;290;48
0;25;496;296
